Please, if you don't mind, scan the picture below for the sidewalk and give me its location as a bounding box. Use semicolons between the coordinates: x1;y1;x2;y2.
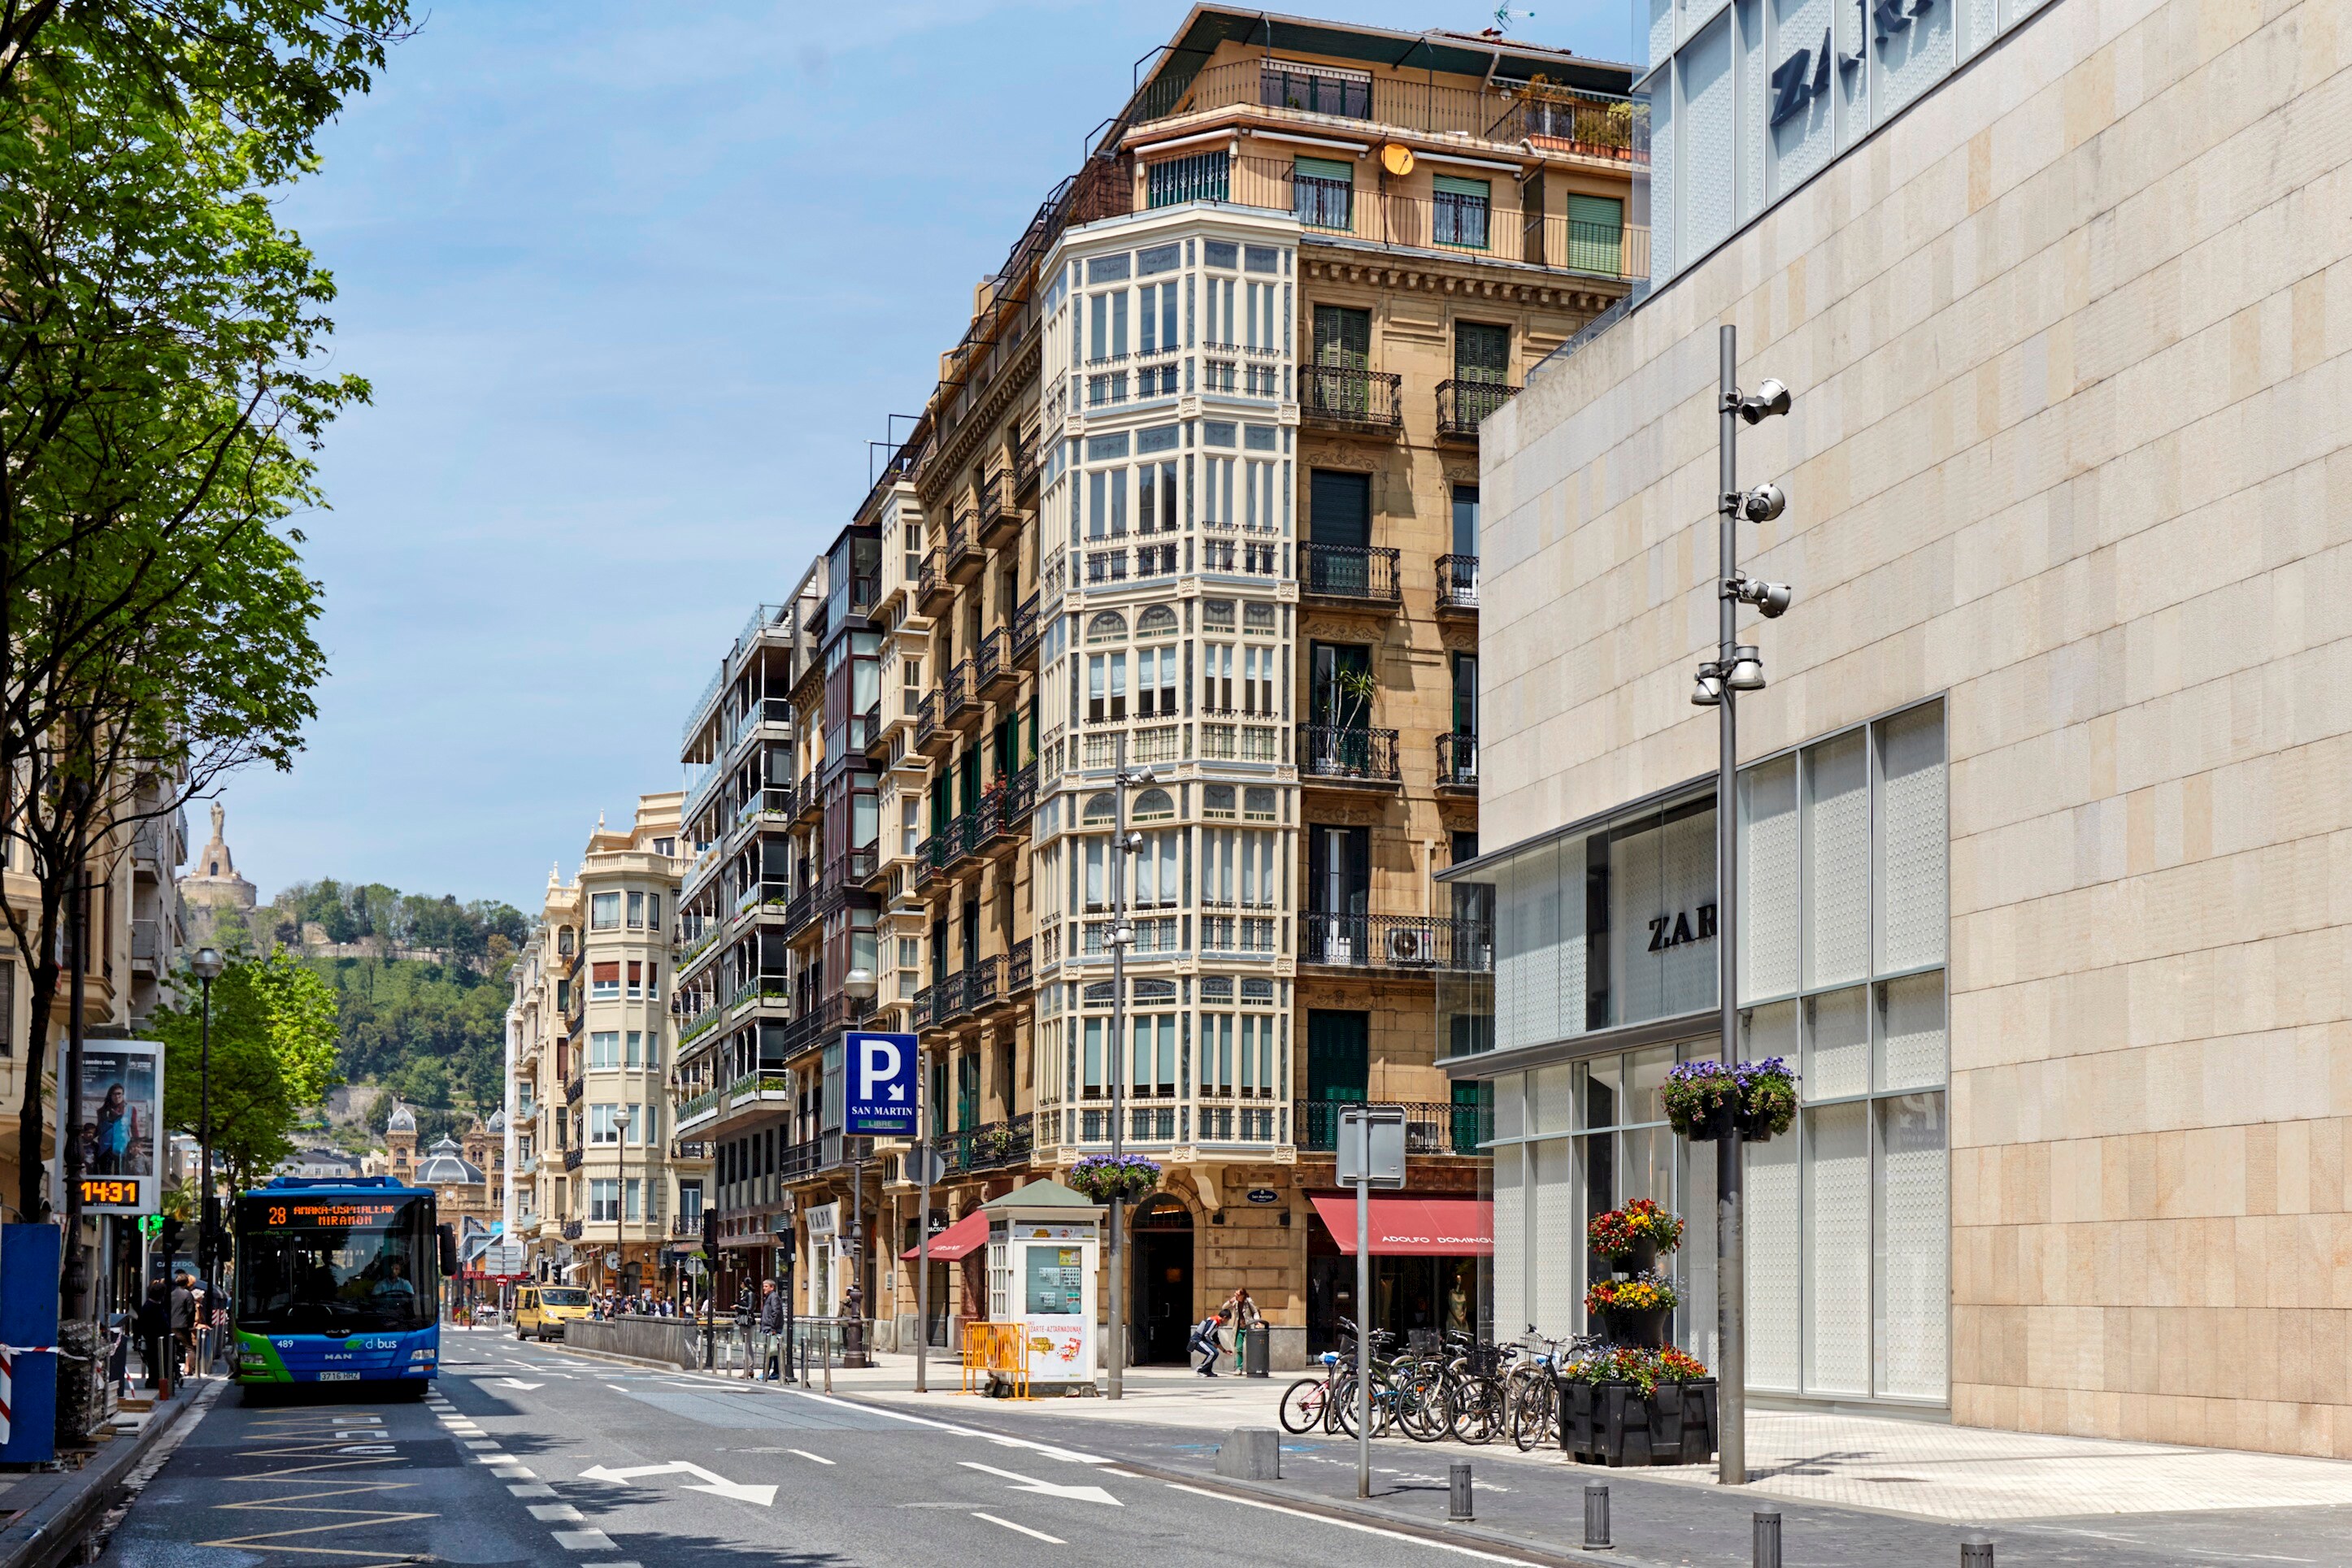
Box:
646;1348;2352;1564
0;1375;217;1568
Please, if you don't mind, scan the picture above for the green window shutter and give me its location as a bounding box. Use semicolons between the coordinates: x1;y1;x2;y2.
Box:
1566;193;1625;275
1294;156;1353;182
1433;173;1491;198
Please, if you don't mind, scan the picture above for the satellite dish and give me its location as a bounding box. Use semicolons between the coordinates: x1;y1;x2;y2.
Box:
1380;143;1415;176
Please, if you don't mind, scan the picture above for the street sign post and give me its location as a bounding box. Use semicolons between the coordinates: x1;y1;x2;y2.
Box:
844;1032;919;1136
1338;1105;1407;1501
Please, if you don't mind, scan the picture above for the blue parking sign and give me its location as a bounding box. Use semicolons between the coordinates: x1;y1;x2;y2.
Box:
845;1032;919;1135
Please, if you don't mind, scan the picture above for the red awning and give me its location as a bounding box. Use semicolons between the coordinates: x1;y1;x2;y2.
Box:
1310;1195;1493;1257
901;1209;989;1262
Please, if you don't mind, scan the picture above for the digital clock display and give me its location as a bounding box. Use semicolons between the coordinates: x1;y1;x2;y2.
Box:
79;1177;141;1208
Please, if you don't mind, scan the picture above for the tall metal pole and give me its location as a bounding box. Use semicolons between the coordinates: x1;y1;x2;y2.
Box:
198;972;215;1367
915;1046;931;1394
1105;733;1128;1401
1715;322;1747;1488
1354;1163;1371;1497
62;855;89;1318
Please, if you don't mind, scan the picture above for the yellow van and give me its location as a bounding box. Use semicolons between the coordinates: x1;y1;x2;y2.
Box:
514;1285;591;1341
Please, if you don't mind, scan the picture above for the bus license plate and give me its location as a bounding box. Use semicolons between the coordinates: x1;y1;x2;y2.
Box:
318;1370;359;1381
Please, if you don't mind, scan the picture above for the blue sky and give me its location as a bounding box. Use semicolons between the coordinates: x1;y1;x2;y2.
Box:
222;0;1630;909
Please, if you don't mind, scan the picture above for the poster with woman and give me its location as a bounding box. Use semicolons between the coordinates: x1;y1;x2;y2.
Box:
63;1041;163;1212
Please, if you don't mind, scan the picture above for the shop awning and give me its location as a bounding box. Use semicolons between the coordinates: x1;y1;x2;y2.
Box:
1310;1195;1493;1256
901;1208;988;1262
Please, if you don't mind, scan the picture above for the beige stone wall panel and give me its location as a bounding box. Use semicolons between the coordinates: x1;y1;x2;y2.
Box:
1479;0;2352;1453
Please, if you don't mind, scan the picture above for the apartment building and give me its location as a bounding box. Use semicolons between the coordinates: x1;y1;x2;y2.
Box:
510;794;706;1296
1459;0;2352;1456
667;7;1643;1362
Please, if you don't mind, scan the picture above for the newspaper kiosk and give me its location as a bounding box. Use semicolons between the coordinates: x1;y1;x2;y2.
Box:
982;1179;1102;1395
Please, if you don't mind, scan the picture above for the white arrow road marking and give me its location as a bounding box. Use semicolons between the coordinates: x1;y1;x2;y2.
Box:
972;1512;1066;1544
958;1462;1123;1506
578;1462;776;1507
496;1378;545;1391
786;1449;835;1466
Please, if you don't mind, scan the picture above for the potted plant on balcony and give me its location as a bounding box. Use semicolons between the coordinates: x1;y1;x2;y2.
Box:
1585;1198;1685;1275
1585;1271;1677;1350
1320;667;1378;777
1066;1153;1159;1205
1662;1057;1798;1143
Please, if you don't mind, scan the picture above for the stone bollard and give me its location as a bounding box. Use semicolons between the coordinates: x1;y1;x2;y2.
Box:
1960;1539;1995;1567
1448;1462;1473;1522
1753;1509;1782;1568
1583;1478;1612;1551
1215;1427;1282;1481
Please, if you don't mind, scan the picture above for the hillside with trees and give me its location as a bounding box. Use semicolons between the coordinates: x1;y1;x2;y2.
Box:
220;880;531;1145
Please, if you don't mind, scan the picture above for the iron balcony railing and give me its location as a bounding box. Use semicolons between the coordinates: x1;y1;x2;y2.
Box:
1298;724;1401;783
1299;911;1493;971
562;1218;584;1239
1437;554;1480;610
1010;593;1040;662
1006;936;1033;997
1437;379;1520;438
562;1149;583;1173
1299;542;1401;604
1300;365;1402;432
1298;1099;1493;1156
912;983;935;1029
974;628;1004;691
946;512;980;579
942;1112;1035;1175
1134;54;1644;154
1000;762;1037;827
1437;731;1479;788
967;953;1003;1014
942;661;972;722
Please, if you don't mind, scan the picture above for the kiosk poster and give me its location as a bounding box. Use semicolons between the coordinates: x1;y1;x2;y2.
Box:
66;1040;163;1213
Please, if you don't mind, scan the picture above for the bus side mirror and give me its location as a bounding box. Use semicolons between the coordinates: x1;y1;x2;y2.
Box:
438;1224;459;1278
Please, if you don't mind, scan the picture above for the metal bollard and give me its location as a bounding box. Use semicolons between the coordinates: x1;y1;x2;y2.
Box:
1753;1509;1781;1568
823;1330;833;1394
1960;1539;1995;1567
1447;1462;1473;1522
1583;1478;1612;1551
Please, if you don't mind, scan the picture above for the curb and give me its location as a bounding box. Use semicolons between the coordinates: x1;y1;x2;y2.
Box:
0;1379;212;1568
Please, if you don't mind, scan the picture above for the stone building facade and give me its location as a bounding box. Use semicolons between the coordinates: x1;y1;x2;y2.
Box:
1460;0;2352;1455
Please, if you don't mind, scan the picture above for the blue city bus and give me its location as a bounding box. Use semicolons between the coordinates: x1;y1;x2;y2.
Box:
231;1176;452;1392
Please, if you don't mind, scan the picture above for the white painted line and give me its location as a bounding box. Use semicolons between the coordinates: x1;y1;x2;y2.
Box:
787;1449;835;1466
508;1483;557;1498
768;1387;1113;1467
528;1505;585;1522
1163;1484;1546;1566
1099;1469;1141;1478
972;1512;1066;1545
493;1466;537;1479
473;1453;516;1464
551;1530;616;1551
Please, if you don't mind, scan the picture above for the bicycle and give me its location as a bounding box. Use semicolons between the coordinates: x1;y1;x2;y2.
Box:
1279;1349;1349;1435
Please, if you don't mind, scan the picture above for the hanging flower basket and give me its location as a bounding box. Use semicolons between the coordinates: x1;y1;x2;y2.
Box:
1586;1200;1685;1270
1066;1154;1160;1205
1663;1058;1798;1142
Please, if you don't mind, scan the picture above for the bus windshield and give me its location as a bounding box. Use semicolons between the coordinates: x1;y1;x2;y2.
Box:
237;1192;434;1335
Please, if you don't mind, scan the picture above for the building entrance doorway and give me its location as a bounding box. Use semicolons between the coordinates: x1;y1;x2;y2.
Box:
1131;1197;1194;1365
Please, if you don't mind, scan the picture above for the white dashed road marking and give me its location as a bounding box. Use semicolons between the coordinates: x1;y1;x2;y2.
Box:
973;1512;1066;1545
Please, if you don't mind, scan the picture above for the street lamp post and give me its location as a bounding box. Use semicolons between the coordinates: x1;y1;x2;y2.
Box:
614;1104;635;1301
1103;740;1151;1402
189;945;225;1374
841;965;878;1369
1691;324;1794;1488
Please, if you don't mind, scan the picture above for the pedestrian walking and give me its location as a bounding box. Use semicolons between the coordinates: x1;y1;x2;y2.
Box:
758;1278;785;1380
170;1271;198;1380
1188;1309;1228;1378
136;1278;172;1396
1222;1287;1262;1374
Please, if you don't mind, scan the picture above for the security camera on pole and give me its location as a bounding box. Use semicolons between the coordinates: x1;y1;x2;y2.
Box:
1689;325;1793;1488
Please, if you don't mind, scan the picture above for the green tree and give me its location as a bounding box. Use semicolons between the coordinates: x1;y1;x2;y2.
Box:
150;950;342;1193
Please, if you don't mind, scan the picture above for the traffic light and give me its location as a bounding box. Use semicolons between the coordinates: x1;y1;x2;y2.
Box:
701;1208;717;1262
156;1216;184;1260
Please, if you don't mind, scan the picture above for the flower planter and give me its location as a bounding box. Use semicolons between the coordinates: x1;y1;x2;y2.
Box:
1557;1377;1717;1466
1602;1304;1669;1350
1595;1236;1657;1275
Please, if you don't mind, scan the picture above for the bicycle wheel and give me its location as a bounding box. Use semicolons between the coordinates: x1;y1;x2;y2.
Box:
1280;1377;1330;1435
1450;1375;1502;1444
1397;1366;1454;1443
1512;1377;1556;1451
1333;1374;1395;1439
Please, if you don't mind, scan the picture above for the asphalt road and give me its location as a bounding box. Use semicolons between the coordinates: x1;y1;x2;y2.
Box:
95;1327;1546;1568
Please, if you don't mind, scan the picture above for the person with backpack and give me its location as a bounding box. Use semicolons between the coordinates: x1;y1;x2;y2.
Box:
1188;1308;1228;1377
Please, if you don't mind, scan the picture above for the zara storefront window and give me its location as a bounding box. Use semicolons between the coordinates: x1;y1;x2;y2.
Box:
1460;698;1947;1405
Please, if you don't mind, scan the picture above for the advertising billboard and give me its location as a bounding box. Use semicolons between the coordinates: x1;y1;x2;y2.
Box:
63;1040;163;1214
